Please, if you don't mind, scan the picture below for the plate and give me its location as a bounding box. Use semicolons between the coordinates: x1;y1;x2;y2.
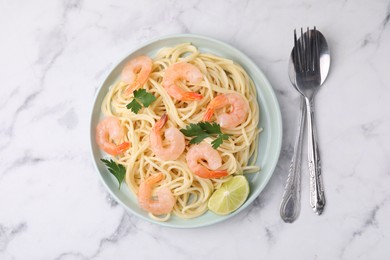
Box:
89;34;282;228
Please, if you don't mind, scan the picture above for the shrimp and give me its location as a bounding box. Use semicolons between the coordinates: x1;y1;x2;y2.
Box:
96;116;130;155
162;62;204;101
203;93;249;129
121;55;153;96
138;172;176;215
149;113;185;161
186;143;228;179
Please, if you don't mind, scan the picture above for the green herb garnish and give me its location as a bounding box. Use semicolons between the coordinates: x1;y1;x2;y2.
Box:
180;122;230;149
126;89;156;114
101;159;126;189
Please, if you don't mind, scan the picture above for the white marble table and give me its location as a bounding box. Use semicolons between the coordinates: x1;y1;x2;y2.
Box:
1;0;389;259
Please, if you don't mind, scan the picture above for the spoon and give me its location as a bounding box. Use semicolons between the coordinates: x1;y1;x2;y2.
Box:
280;28;330;222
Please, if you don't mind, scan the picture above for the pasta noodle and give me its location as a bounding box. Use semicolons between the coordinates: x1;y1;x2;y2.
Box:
100;43;260;221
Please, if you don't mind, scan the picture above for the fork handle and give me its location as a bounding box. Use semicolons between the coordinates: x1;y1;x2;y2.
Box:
280;97;305;223
305;97;325;214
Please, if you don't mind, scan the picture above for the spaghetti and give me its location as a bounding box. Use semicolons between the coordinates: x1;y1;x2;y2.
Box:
100;43;260;221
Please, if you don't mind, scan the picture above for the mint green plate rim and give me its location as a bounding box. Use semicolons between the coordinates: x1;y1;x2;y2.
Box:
89;34;282;228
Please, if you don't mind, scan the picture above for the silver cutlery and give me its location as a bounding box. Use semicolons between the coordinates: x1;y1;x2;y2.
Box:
293;27;330;215
280;46;306;223
280;27;330;221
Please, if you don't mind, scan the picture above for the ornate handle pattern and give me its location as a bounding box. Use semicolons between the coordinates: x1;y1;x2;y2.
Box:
306;98;325;214
280;97;305;223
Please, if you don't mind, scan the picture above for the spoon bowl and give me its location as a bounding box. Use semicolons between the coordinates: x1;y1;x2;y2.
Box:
288;30;330;92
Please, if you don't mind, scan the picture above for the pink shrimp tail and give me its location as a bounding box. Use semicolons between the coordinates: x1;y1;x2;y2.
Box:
146;172;164;184
195;168;228;179
203;107;214;121
154;113;168;131
203;95;228;121
181;92;203;101
115;142;131;155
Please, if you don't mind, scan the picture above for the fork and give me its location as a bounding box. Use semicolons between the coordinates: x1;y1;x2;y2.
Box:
294;28;326;215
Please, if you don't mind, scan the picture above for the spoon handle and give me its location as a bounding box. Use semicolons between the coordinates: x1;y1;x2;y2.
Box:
305;97;325;215
280;97;305;223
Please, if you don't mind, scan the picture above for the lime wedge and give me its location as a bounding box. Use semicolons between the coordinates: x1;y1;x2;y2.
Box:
208;176;250;215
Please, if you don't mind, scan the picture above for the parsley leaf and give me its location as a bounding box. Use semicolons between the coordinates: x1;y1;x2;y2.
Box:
126;99;142;114
180;123;204;137
135;89;156;107
211;133;230;149
198;121;224;135
189;134;209;145
101;159;126;189
180;122;230;149
126;89;156;114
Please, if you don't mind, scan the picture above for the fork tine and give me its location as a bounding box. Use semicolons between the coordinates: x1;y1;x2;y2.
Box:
294;27;319;73
306;27;311;72
313;27;320;73
294;29;300;71
300;28;305;72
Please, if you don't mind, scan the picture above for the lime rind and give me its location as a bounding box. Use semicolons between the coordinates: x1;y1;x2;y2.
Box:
208;176;250;215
